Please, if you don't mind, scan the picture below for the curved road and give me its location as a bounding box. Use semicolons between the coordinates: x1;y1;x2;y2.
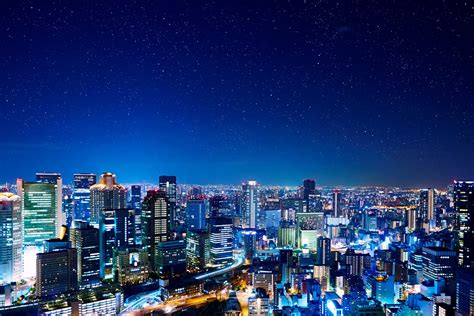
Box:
122;252;245;313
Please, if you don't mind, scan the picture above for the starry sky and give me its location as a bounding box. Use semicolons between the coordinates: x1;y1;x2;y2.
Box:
1;1;473;187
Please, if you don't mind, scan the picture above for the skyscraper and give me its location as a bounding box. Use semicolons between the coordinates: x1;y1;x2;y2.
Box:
99;208;136;280
70;220;100;289
419;188;435;232
0;192;22;283
242;181;259;228
159;176;177;228
332;190;341;217
422;247;457;297
128;185;142;210
186;198;209;231
89;172;127;226
453;180;474;268
141;190;171;272
209;217;234;266
73;173;96;221
456;267;474;316
17;178;63;246
303;179;316;203
316;236;331;266
36;239;77;298
156;239;187;280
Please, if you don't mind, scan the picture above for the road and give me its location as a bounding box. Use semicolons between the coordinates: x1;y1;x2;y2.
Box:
122;251;245;314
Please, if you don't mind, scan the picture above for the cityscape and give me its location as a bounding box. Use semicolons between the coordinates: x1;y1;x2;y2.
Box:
0;175;473;315
1;1;473;316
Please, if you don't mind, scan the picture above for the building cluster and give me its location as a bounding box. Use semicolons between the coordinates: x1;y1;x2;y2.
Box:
0;173;473;315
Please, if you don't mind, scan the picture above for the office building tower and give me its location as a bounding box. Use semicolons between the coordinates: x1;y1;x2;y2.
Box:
36;172;62;184
420;188;435;232
186;198;209;231
70;220;100;289
248;288;270;316
453;180;474;268
99;208;136;280
332;190;341;217
210;195;233;218
405;208;417;232
242;181;259;228
72;173;96;221
0;192;22;283
243;230;257;261
89;172;127;226
36;239;77;298
277;222;297;248
159;176;177;228
186;230;210;272
128;185;142;210
316;236;331;266
422;247;457;296
281;198;306;222
156;239;187;280
17;178;63;246
303;179;316;200
209;217;234;266
456;267;474;316
345;249;370;277
363;212;378;231
113;248;149;285
141;190;171;272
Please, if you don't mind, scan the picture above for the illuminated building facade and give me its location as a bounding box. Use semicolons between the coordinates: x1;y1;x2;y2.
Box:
141;189;171;272
72;173;96;221
0;192;22;283
209;217;233;266
242;180;259;228
89;172;127;226
70;220;100;289
453;180;474;268
17;178;63;246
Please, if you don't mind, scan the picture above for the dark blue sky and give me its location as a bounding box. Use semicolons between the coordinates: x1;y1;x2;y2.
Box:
1;1;473;186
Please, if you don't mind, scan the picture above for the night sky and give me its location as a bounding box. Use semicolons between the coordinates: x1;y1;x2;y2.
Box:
1;1;473;187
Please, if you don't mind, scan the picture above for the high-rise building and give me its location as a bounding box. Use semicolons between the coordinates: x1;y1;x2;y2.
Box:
316;236;331;266
156;239;187;280
209;217;234;266
456;267;474;316
422;247;457;297
345;249;370;277
36;239;77;298
128;185;142;210
186;198;209;231
419;188;435;232
405;208;417;232
332;190;341;217
36;172;62;184
0;192;22;283
280;198;305;222
186;230;210;272
141;190;171;272
73;173;96;221
113;248;149;285
248;288;270;316
17;178;63;246
89;172;127;226
453;180;474;268
303;179;316;201
159;176;177;228
242;181;259;228
99;208;136;280
70;220;100;289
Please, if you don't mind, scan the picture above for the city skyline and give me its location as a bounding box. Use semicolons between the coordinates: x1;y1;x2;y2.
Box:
1;1;473;186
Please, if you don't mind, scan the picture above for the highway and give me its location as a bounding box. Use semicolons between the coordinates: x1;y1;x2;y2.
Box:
121;251;245;314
